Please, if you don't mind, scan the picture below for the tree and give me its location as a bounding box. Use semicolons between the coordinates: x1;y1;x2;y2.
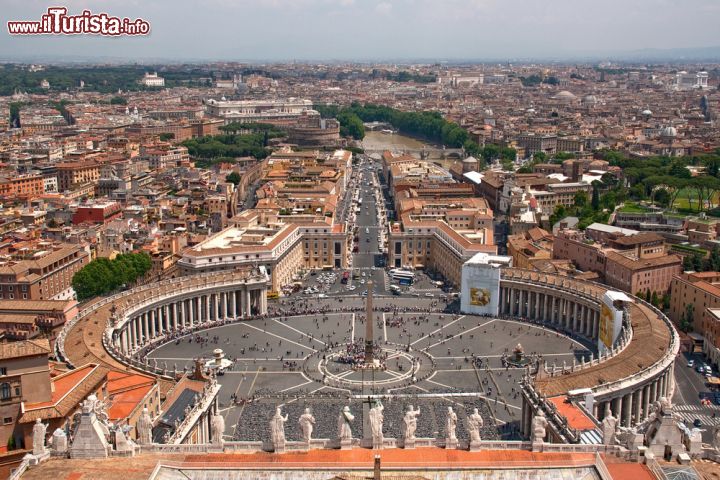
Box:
159;132;175;141
533;151;547;163
110;96;128;105
669;161;691;179
650;291;659;307
591;183;600;210
574;190;588;208
226;171;241;186
681;303;695;332
72;252;152;301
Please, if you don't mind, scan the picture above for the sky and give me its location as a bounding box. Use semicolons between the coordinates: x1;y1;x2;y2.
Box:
1;0;720;62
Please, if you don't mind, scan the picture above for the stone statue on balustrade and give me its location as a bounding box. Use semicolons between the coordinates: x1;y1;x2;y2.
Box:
368;400;384;449
298;408;315;444
403;405;420;441
51;428;67;455
531;410;548;443
601;405;618;445
467;408;484;444
270;406;288;451
32;418;48;456
136;407;153;445
713;426;720;452
445;406;458;449
211;413;225;445
338;406;354;445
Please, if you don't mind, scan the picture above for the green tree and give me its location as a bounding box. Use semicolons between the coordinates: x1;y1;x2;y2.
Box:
159;132;175;141
574;190;588;208
110;96;128;105
591;183;600;210
681;303;695;332
72;253;152;301
226;171;241;186
650;291;659;307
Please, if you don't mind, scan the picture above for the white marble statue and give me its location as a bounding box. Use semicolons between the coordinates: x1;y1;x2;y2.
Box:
136;407;153;445
52;428;67;454
270;407;288;447
714;425;720;452
32;418;48;456
601;405;618;445
446;406;458;441
403;405;421;440
338;406;354;441
369;401;384;444
659;396;672;415
531;411;548;443
211;413;225;445
298;408;316;443
467;408;484;443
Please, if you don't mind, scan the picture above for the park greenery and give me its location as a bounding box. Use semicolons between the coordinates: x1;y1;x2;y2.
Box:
182;124;285;167
547;149;720;232
72;253;152;301
0;65;214;96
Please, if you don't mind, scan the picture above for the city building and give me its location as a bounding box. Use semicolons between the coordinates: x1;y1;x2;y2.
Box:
388;196;496;287
553;226;682;295
205;98;316;124
0;243;90;301
140;72;165;87
178;211;347;293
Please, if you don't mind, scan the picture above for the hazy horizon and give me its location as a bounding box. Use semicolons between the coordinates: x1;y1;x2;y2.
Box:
2;0;720;62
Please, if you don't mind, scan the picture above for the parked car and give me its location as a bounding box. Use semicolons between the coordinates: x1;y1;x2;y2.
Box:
687;360;695;368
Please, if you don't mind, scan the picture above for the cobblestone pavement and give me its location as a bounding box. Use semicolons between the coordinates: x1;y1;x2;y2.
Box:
148;309;592;443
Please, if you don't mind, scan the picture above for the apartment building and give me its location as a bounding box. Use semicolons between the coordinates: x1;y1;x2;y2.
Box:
0;243;90;300
178;210;347;293
669;272;720;337
55;161;101;192
553;226;682;295
387;197;496;287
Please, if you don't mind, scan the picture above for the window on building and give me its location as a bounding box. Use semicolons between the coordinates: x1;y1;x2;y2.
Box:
3;417;11;425
0;368;6;376
0;383;10;400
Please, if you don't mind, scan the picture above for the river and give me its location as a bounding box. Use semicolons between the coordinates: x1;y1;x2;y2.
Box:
361;131;431;151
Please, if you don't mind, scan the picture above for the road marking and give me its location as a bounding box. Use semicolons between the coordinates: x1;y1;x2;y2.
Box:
424;319;495;351
410;316;465;346
239;322;317;353
278;380;313;393
273;319;326;346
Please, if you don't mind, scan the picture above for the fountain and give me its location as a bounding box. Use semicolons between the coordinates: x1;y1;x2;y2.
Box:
204;348;233;374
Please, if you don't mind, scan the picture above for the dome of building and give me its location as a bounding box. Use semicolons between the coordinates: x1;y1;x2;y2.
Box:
483;108;494;117
553;90;577;101
463;156;479;164
660;126;677;137
641;109;653;116
582;94;597;104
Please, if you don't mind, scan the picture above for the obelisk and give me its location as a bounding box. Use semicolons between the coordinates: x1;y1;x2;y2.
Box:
365;280;374;365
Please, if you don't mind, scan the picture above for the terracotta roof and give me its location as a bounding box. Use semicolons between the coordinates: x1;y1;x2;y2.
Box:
20;363;108;423
536;301;671;397
611;232;664;246
0;338;50;360
549;396;597;431
605;251;682;271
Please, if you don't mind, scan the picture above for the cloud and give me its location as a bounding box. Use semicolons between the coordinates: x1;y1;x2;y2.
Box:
375;2;392;15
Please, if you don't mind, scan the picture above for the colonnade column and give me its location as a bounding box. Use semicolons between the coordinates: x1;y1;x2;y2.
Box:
244;288;251;317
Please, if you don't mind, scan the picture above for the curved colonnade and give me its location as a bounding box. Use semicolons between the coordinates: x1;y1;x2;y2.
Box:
59;267;677;433
500;269;679;431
